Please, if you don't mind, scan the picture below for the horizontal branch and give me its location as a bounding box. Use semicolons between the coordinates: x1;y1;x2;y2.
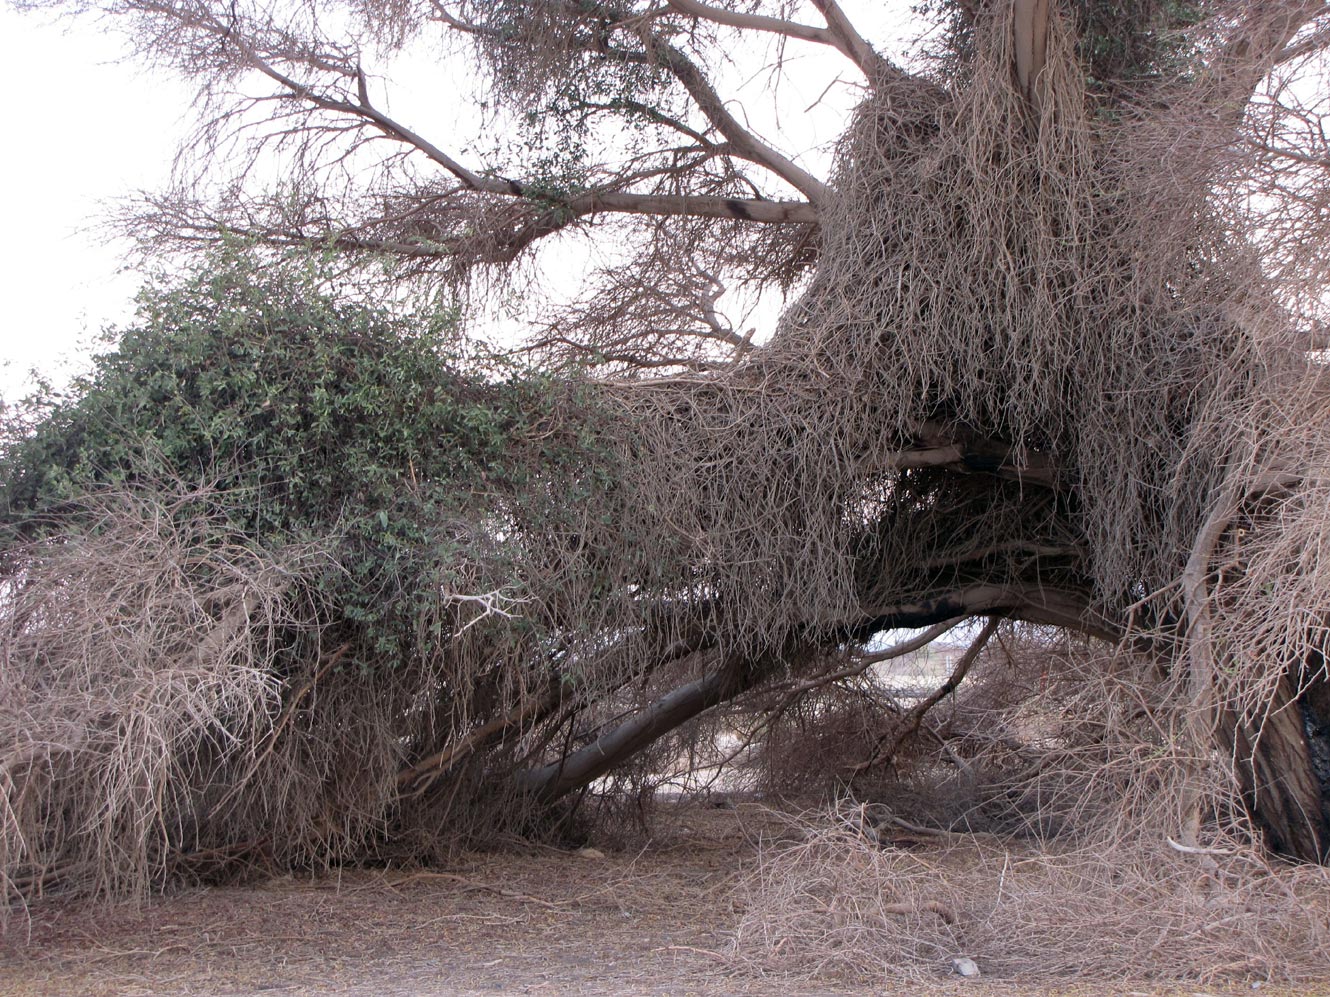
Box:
665;0;842;52
858;583;1113;640
139;186;816;290
582;191;817;223
918;541;1079;571
667;0;899;81
911;420;1059;487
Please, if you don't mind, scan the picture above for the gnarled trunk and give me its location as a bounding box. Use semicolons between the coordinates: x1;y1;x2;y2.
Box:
1221;669;1330;863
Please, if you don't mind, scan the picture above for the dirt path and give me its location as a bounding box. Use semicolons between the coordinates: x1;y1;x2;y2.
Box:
2;804;1325;997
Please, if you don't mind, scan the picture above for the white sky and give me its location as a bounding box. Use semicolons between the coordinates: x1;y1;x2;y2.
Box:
0;3;913;400
0;6;190;398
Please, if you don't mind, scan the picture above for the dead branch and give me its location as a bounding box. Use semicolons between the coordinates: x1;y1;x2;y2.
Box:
849;617;999;775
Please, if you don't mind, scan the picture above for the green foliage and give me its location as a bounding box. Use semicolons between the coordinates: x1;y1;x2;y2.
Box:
917;0;1205;98
1073;0;1205;92
0;248;610;669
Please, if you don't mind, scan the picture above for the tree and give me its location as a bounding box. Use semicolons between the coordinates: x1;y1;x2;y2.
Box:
5;0;1330;888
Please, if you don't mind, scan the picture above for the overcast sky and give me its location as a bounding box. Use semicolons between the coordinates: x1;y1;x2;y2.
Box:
0;7;194;397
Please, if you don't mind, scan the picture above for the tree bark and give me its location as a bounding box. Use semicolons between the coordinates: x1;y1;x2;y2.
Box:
515;653;762;801
511;583;1108;805
1219;669;1330;863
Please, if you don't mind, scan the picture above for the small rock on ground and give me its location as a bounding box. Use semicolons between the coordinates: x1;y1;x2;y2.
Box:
950;956;981;978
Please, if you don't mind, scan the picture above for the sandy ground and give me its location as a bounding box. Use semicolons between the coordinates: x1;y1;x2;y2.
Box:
2;803;1327;997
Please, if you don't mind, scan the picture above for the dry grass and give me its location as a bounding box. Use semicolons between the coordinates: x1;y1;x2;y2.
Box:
734;802;1330;985
726;628;1330;984
2;801;1328;995
0;483;324;910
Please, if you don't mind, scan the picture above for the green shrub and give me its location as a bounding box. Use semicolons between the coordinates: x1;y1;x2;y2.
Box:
0;249;609;669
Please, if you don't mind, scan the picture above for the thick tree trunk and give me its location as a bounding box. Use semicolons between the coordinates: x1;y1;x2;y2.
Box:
511;588;1105;806
1220;669;1330;863
515;653;762;801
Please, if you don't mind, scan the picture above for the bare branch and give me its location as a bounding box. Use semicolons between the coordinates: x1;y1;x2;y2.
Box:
652;40;830;204
808;0;895;79
848;616;999;775
860;585;1112;640
1206;0;1330;95
770;619;964;699
1275;20;1330;63
516;650;752;800
665;0;841;51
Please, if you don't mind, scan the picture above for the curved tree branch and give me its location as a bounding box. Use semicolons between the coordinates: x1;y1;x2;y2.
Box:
515;578;1110;804
858;583;1113;640
808;0;894;80
665;0;892;82
651;40;830;204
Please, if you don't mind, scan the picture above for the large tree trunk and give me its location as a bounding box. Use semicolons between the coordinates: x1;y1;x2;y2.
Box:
1221;668;1330;863
515;653;759;801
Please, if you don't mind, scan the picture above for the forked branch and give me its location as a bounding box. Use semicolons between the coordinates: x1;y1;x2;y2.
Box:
849;616;999;775
665;0;891;80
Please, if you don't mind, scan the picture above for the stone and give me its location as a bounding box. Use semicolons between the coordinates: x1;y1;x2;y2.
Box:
950;956;981;978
